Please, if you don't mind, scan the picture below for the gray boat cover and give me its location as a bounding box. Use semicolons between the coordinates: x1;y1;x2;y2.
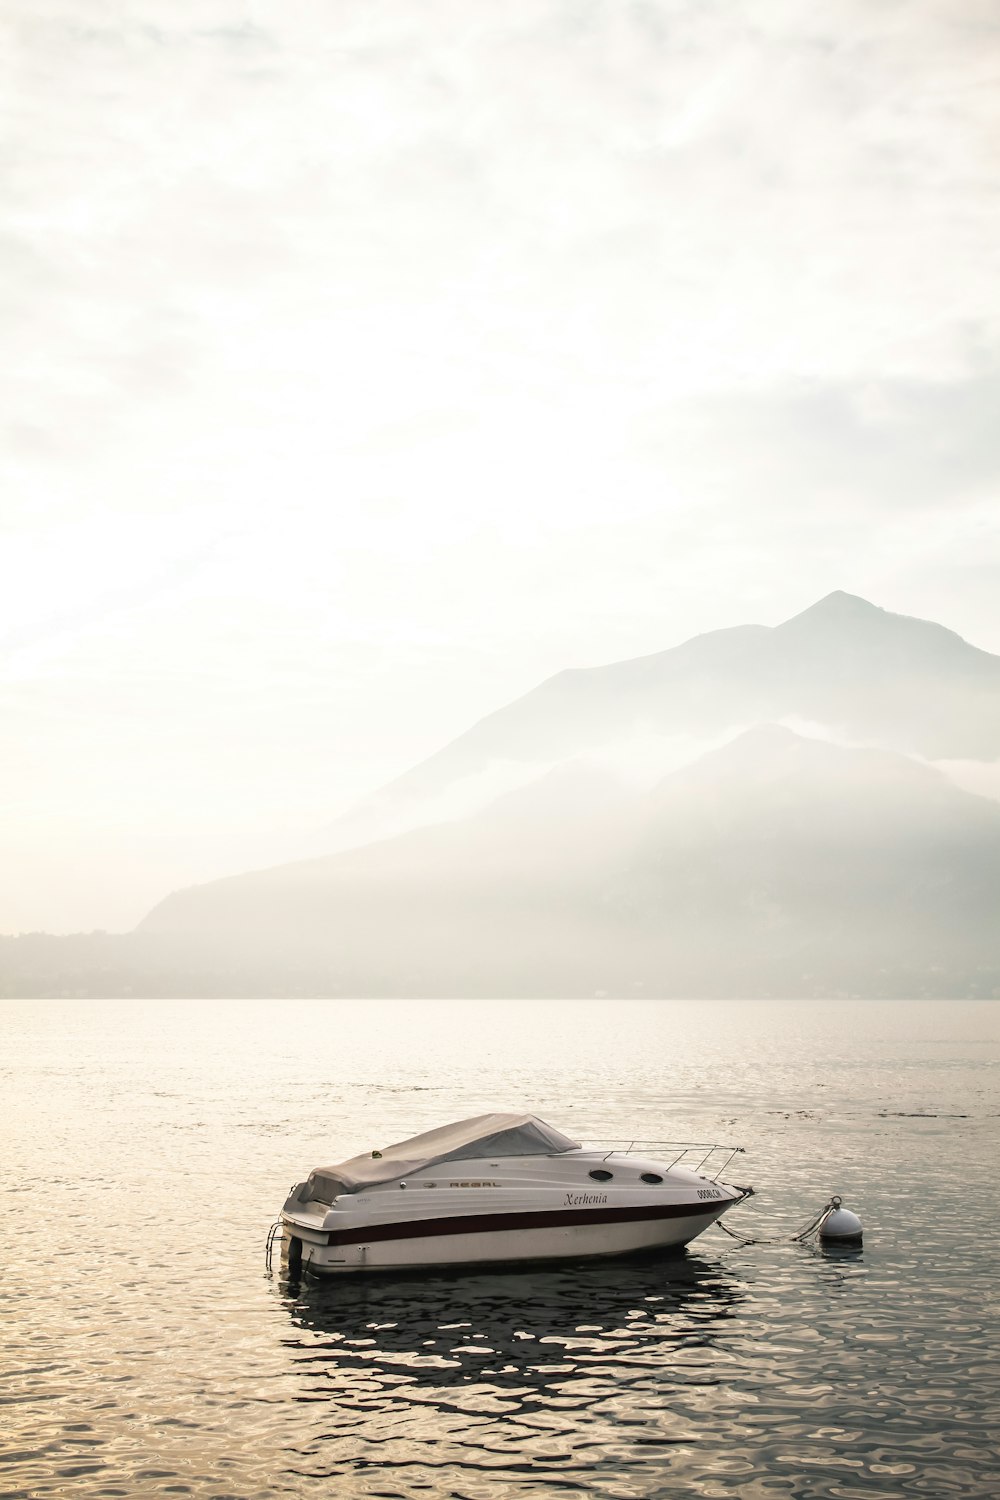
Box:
302;1112;579;1203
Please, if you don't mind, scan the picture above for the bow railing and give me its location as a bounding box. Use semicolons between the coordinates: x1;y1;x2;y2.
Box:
580;1139;745;1181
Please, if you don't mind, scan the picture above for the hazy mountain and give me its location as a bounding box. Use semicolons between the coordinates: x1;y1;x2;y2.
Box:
336;592;1000;847
119;726;1000;997
6;594;999;998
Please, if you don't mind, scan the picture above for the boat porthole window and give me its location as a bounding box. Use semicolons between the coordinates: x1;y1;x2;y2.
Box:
588;1168;614;1182
640;1172;663;1184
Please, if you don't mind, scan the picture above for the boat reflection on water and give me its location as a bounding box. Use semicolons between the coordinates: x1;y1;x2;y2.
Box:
277;1248;744;1418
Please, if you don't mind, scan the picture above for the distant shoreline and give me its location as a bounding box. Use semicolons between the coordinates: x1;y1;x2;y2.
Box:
2;932;996;1001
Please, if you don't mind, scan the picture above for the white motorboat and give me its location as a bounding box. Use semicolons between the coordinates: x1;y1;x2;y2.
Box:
274;1112;751;1276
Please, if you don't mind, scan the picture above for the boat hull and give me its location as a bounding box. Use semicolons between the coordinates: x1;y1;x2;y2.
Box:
282;1198;734;1275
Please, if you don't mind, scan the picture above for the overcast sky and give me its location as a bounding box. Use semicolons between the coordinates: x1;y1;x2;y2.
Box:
3;0;1000;931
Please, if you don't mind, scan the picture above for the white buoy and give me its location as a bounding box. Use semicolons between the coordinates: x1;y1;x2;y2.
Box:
819;1196;863;1245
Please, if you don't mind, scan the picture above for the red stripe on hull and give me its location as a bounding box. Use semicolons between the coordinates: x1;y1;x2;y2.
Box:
325;1198;733;1247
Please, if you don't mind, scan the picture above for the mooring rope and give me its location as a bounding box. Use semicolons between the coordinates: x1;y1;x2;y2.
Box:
716;1197;838;1247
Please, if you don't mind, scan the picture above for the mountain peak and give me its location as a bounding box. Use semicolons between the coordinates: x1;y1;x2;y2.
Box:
774;592;991;670
782;591;883;628
815;588;879;610
671;722;817;781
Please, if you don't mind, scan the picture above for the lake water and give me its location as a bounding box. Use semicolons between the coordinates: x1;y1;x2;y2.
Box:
1;998;998;1499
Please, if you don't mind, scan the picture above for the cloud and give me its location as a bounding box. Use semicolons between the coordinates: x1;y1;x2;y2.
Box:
638;369;1000;513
